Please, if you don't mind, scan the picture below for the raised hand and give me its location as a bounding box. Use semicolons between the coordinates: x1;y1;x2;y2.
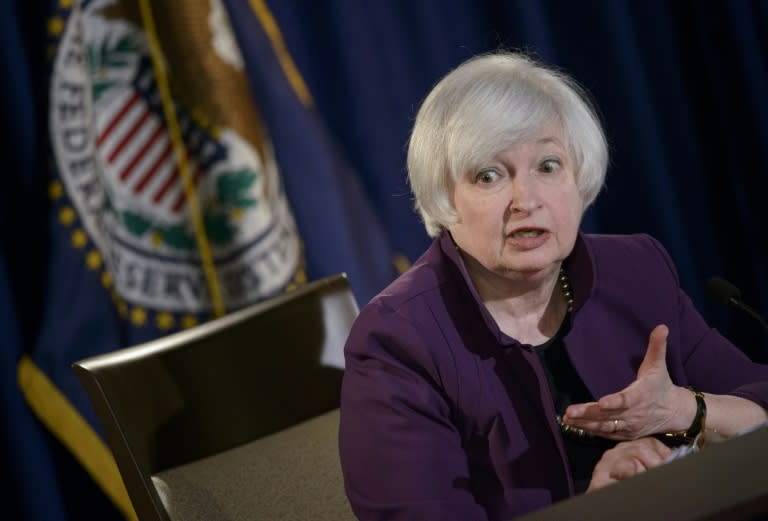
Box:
562;324;694;440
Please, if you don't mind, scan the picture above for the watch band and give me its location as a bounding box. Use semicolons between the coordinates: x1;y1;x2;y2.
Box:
665;387;707;445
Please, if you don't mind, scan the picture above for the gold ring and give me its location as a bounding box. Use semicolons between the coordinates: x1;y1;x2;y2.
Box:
613;419;619;433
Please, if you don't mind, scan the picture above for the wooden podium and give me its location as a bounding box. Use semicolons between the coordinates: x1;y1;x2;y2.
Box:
517;425;768;521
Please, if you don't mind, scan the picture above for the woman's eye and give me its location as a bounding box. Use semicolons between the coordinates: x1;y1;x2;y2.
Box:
539;158;561;173
475;168;499;184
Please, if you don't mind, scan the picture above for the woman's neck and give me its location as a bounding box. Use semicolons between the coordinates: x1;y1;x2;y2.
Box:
463;257;568;346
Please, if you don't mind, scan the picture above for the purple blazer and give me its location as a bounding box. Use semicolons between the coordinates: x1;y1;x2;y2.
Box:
339;232;768;521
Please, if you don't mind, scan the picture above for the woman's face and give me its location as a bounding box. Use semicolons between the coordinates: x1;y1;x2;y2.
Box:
448;124;583;285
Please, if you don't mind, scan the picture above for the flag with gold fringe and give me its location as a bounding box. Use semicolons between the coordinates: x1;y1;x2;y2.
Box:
14;0;397;518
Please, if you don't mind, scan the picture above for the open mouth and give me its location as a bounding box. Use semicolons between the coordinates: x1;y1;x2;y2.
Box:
509;229;546;238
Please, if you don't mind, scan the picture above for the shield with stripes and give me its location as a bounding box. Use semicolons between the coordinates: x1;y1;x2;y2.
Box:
49;0;301;319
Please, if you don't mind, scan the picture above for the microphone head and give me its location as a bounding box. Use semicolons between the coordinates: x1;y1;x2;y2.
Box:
706;276;742;306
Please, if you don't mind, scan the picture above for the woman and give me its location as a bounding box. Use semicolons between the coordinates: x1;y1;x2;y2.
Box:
338;52;768;521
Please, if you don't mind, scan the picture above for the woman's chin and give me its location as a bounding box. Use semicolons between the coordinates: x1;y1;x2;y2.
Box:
497;262;561;281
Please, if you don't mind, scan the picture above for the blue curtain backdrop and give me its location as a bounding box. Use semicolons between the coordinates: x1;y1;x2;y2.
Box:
3;1;768;519
266;0;768;362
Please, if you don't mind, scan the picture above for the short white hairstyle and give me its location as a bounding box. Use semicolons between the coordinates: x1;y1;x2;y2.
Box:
407;52;608;237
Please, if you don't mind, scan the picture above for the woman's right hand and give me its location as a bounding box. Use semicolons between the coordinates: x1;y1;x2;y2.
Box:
563;325;696;440
587;437;671;492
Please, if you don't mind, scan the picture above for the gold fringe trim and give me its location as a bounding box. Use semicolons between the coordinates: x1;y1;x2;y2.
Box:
393;253;411;274
17;356;137;521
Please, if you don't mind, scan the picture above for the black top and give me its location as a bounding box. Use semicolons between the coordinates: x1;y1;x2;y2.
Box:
535;316;617;494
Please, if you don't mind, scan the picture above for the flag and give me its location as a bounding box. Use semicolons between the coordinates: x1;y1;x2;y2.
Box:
13;0;398;518
221;0;400;303
2;1;82;519
1;259;68;520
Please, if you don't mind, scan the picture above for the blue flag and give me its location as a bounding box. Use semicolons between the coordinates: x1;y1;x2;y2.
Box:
221;0;399;303
1;1;85;519
10;0;398;518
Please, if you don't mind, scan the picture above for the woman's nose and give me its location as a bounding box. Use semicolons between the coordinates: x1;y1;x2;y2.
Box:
508;173;541;212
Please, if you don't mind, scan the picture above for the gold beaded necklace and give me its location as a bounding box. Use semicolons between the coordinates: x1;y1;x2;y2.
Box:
558;267;574;313
553;267;592;438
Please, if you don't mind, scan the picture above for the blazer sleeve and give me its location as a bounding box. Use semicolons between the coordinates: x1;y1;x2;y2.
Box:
644;235;768;409
339;300;488;521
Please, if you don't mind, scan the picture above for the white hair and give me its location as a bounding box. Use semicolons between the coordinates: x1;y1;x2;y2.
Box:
407;52;608;237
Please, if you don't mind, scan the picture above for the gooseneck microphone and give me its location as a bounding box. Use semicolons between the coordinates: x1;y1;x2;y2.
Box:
706;276;768;331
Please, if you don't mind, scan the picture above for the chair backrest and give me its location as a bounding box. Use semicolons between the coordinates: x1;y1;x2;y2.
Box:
73;274;359;521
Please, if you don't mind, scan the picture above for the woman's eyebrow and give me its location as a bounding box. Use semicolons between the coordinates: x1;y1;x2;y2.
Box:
536;137;564;147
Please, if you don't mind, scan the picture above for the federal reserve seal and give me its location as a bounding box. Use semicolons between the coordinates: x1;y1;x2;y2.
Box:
49;0;301;316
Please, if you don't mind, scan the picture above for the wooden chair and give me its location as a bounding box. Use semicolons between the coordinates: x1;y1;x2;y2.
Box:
72;274;359;521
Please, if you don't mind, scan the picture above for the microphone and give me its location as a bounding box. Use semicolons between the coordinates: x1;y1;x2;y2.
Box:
706;276;768;331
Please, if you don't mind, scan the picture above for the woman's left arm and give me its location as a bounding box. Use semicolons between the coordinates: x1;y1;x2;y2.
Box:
700;393;768;442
